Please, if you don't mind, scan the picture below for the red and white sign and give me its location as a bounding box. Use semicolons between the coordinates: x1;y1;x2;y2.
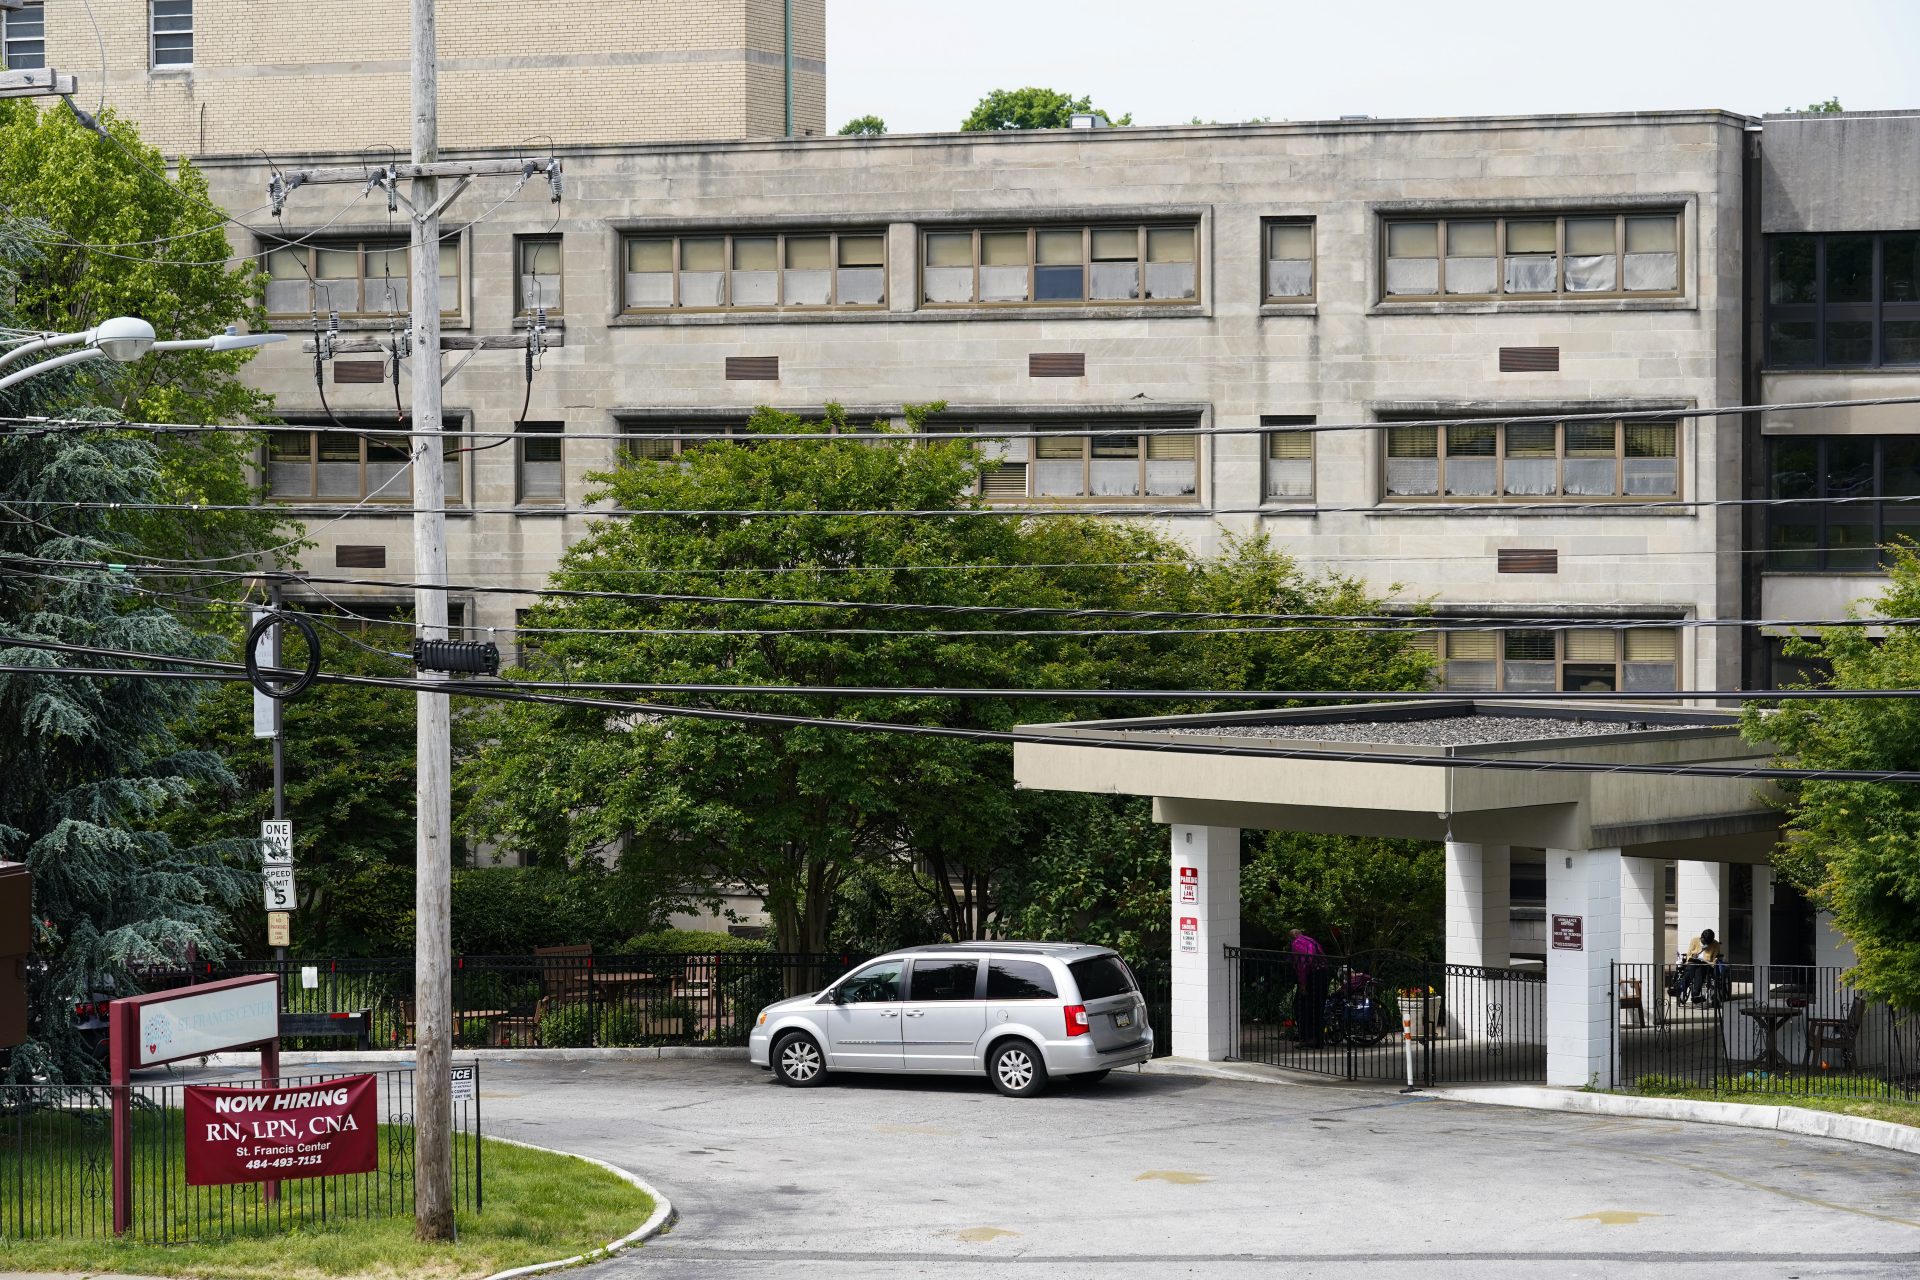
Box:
184;1074;377;1186
1178;916;1199;953
1177;865;1199;904
131;977;278;1067
1551;914;1585;951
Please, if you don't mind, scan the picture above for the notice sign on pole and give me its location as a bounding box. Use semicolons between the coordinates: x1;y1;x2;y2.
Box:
1178;916;1199;953
266;912;291;949
184;1074;378;1186
1177;865;1199;905
1551;914;1585;951
449;1064;476;1104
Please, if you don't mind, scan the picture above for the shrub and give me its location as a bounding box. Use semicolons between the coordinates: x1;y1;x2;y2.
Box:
616;928;771;956
451;865;628;954
537;1003;596;1048
453;1017;491;1048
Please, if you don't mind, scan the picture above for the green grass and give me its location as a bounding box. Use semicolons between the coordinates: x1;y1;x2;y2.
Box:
1625;1074;1920;1128
0;1131;655;1280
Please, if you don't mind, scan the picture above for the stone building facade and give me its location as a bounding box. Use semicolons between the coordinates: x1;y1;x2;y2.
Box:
187;110;1752;698
5;0;826;152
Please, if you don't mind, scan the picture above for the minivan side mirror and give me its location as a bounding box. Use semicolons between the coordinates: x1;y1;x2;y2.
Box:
822;987;845;1005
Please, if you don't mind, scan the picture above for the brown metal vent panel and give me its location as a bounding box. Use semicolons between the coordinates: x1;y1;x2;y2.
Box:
1028;352;1086;378
1498;346;1560;372
332;359;387;384
335;545;387;569
725;356;780;381
1497;548;1559;574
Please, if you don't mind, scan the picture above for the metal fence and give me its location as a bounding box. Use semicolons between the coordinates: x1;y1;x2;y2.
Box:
0;1067;481;1243
141;952;1174;1055
1227;946;1547;1085
1612;963;1920;1099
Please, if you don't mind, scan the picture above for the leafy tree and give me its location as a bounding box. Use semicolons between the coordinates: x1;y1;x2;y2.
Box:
0;99;290;575
1785;97;1843;113
0;223;255;1083
160;632;425;956
837;115;887;136
1242;833;1443;957
1743;548;1920;1006
962;88;1131;131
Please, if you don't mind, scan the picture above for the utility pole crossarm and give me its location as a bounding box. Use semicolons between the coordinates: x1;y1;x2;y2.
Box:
286;158;559;184
0;69;79;99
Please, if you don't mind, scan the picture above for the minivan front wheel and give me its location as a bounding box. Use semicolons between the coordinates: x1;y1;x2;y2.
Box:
989;1040;1049;1098
773;1032;827;1087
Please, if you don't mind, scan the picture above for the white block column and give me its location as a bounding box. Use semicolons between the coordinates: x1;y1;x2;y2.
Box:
1751;865;1774;968
1444;842;1510;969
1620;856;1664;1000
1170;824;1240;1061
1546;847;1622;1087
1676;860;1728;953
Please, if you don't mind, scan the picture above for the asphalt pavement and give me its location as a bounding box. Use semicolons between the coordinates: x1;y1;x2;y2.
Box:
171;1055;1920;1278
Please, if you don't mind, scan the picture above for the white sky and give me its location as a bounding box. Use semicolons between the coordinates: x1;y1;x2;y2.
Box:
825;0;1919;134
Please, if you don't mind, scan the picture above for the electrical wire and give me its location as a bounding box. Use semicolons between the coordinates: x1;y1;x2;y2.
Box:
0;633;1911;785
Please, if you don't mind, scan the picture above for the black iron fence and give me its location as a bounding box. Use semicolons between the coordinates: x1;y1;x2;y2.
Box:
1613;962;1920;1099
0;1067;481;1243
1227;946;1547;1085
138;951;1175;1055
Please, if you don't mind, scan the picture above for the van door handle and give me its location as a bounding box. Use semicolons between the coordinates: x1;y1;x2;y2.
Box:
904;1010;925;1018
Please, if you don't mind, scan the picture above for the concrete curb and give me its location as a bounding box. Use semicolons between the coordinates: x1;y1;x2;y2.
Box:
1424;1084;1920;1157
477;1134;675;1280
188;1045;750;1068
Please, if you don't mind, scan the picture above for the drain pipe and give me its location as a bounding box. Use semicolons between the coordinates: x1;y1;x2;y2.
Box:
783;0;794;137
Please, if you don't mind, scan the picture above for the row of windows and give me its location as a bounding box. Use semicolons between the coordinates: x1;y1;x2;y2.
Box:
258;208;1690;321
1767;435;1920;571
259;416;1692;509
1413;628;1681;693
1767;232;1920;369
0;3;190;71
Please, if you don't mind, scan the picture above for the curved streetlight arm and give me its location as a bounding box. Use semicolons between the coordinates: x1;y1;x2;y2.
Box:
150;333;287;353
0;347;107;393
0;331;89;375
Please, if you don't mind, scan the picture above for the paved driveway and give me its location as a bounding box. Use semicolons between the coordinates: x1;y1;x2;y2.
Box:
222;1056;1920;1278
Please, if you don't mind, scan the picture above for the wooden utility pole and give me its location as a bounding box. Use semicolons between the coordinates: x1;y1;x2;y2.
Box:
409;0;455;1243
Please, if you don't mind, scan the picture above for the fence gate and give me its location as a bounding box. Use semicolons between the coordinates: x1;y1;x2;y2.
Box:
1226;946;1546;1085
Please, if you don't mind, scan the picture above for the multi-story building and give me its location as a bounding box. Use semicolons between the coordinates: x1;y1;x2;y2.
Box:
3;0;826;150
1750;110;1920;687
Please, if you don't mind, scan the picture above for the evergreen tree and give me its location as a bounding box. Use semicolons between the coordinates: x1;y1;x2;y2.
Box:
0;222;253;1083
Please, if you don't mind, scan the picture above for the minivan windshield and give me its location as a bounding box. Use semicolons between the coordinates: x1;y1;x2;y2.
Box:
1068;955;1137;1001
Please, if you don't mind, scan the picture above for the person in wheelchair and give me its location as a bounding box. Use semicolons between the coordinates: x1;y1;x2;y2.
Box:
1679;928;1726;1005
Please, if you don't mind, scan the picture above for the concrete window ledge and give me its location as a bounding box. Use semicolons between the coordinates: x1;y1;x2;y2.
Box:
607;305;1210;327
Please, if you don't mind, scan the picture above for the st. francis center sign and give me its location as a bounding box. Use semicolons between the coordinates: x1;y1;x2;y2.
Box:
185;1075;378;1185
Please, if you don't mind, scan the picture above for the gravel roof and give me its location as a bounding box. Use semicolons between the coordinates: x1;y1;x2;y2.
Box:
1150;714;1720;747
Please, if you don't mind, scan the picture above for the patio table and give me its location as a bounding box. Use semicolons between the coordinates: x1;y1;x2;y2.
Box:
1739;1003;1804;1072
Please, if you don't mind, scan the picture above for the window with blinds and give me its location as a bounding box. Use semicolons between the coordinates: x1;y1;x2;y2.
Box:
263;238;462;320
1263;221;1315;301
621;230;885;311
1383;211;1681;300
3;3;45;70
923;224;1198;306
264;419;465;505
1383;417;1678;502
517;236;562;315
1413;628;1679;693
151;0;192;68
1263;418;1314;500
516;421;564;505
950;421;1201;502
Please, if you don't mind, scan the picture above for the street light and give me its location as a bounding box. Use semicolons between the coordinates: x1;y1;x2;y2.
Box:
0;320;284;392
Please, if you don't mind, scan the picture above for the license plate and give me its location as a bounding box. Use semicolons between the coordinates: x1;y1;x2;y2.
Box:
1115;1013;1133;1028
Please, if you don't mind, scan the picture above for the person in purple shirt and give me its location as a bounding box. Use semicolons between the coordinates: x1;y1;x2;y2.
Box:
1289;928;1328;1050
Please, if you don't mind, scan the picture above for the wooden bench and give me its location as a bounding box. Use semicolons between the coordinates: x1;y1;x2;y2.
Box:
280;1010;372;1050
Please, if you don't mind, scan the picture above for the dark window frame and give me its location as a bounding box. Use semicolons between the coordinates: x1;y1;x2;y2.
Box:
920;222;1201;308
515;420;564;506
1260;218;1317;302
1415;627;1681;694
619;228;887;313
262;235;464;321
150;0;192;69
263;416;467;506
3;2;46;70
1765;434;1920;571
1381;417;1681;503
1380;210;1684;302
516;234;563;316
1765;232;1920;369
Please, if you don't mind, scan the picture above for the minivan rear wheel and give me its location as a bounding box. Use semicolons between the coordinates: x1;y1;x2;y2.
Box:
988;1040;1049;1097
772;1032;827;1087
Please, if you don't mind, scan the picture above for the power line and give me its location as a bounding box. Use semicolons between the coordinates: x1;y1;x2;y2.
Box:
0;633;1907;784
5;390;1917;445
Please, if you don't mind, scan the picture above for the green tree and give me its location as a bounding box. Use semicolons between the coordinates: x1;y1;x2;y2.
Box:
160;633;424;956
0;99;290;574
837;115;887;136
1242;833;1443;957
962;88;1131;131
0;223;254;1083
1785;97;1843;113
1742;548;1920;1005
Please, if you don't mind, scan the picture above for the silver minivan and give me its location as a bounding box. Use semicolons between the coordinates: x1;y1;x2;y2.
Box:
748;942;1153;1097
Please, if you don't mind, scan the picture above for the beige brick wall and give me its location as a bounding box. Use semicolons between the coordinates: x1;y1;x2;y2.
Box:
38;0;824;156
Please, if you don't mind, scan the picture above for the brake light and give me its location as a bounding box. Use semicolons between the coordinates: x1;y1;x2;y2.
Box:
1064;1004;1090;1037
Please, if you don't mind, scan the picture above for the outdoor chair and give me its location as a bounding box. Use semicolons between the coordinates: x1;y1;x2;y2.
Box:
1804;996;1867;1071
1617;978;1648;1029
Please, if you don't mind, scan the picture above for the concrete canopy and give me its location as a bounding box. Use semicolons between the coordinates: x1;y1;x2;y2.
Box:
1011;700;1784;1085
